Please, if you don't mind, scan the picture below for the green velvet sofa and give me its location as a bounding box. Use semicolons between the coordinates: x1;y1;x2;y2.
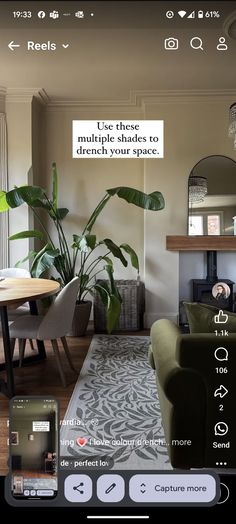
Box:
149;319;236;469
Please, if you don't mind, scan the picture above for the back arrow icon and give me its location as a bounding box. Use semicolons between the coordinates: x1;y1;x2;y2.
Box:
8;41;20;51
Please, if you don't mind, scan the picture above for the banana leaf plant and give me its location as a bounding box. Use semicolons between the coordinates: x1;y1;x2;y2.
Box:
0;163;165;332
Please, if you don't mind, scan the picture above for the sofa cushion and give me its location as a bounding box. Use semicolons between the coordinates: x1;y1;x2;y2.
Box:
183;301;236;333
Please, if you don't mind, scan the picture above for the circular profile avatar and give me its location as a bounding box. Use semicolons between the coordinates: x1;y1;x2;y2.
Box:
212;282;231;301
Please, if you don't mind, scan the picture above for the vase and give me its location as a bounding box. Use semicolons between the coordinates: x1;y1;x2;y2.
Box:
67;300;92;337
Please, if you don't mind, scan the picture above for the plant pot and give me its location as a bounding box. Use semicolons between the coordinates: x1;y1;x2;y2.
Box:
68;300;92;337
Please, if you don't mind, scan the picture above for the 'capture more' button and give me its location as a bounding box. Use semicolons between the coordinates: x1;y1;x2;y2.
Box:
129;474;218;504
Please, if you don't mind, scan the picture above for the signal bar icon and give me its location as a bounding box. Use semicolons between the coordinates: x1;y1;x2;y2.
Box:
187;11;195;18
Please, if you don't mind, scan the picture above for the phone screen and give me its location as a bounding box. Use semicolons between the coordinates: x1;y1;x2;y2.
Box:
0;0;236;516
9;397;58;500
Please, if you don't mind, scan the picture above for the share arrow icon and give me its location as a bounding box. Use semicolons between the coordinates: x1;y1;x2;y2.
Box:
8;41;20;51
214;385;228;399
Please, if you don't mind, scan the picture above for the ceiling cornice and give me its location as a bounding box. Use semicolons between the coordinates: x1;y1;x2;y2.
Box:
45;89;236;110
2;88;236;108
5;88;50;104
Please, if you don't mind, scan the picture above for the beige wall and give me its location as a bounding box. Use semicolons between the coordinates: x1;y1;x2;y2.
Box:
6;98;33;267
40;107;145;281
31;97;45;254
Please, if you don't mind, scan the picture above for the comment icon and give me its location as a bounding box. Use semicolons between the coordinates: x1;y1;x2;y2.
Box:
214;347;228;362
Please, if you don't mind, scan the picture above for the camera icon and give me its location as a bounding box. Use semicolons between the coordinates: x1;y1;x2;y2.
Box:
164;38;179;50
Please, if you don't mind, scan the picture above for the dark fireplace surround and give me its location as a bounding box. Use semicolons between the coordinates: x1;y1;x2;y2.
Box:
166;236;236;326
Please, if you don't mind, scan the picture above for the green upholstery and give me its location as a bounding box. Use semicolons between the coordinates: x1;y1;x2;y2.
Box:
149;319;236;469
183;301;236;333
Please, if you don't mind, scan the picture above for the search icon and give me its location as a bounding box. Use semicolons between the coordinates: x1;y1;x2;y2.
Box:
190;37;204;51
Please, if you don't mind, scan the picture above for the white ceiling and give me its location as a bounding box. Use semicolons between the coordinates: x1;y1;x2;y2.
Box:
0;1;236;100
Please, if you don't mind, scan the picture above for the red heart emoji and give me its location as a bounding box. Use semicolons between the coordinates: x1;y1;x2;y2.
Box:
76;437;87;447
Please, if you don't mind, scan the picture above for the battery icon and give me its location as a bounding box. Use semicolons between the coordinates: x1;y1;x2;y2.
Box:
198;10;204;18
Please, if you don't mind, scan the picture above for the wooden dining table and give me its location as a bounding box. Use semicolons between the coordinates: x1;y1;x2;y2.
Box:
0;277;60;398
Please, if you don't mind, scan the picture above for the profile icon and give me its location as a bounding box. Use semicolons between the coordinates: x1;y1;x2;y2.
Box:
217;37;228;51
212;282;230;301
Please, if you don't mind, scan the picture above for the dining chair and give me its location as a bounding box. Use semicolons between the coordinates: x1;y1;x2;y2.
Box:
9;277;80;387
0;267;35;351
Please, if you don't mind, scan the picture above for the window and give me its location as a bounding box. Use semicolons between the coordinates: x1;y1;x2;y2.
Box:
207;215;221;235
188;215;203;235
189;212;222;235
0;113;8;267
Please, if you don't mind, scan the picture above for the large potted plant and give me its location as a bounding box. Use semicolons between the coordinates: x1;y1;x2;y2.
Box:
0;163;165;334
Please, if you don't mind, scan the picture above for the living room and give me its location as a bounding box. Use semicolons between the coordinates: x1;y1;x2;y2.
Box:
1;1;236;486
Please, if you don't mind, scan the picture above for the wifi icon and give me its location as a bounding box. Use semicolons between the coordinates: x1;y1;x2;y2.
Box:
178;10;187;18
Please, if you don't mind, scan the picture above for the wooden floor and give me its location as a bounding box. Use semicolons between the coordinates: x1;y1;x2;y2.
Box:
0;330;149;476
13;470;54;479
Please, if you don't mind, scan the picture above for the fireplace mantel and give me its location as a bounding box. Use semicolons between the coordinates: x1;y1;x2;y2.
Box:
166;236;236;251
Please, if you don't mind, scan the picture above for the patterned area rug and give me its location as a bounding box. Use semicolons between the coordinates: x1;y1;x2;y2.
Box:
60;335;171;470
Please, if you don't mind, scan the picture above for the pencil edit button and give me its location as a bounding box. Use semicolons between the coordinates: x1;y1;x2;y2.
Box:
97;475;125;502
129;474;217;504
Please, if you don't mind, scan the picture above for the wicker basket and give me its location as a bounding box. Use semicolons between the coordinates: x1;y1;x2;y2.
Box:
94;279;145;332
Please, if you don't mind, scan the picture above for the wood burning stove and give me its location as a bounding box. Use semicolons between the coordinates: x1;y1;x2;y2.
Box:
192;251;234;311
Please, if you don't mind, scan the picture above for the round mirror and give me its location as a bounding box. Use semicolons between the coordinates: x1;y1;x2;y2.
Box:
188;155;236;236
